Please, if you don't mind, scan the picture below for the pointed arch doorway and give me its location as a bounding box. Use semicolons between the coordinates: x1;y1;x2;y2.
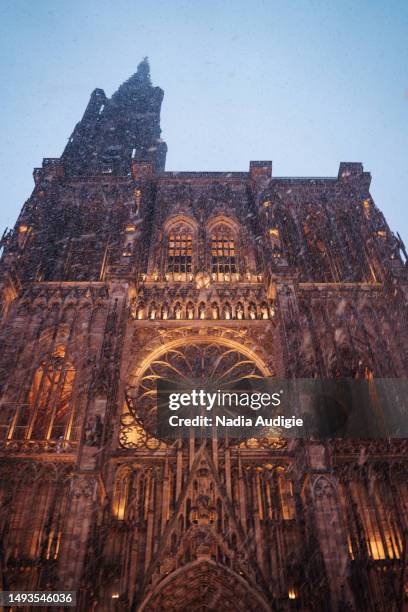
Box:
136;558;272;611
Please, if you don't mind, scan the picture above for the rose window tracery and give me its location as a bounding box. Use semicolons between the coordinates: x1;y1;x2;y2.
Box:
121;342;269;448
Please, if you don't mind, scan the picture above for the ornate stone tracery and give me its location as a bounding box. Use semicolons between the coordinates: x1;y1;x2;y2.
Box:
121;334;271;449
0;61;408;611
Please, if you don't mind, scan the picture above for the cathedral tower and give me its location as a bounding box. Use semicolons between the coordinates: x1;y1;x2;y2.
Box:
62;58;167;176
0;62;408;611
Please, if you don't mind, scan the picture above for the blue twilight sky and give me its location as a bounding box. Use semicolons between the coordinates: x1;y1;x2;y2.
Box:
0;0;407;241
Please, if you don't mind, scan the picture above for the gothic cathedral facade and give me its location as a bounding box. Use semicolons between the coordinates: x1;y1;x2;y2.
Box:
0;60;408;611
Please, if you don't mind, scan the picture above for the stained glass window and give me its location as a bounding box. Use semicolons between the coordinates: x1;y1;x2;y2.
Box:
167;233;192;273
211;235;236;275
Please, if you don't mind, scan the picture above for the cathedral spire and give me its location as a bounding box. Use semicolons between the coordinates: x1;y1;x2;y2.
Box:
136;56;151;83
111;56;154;101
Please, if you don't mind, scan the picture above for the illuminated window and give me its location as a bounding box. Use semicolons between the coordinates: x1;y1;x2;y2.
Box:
348;481;402;560
167;233;192;273
113;472;130;520
7;480;67;561
12;350;76;441
211;235;237;276
278;472;296;520
362;199;371;219
288;587;297;600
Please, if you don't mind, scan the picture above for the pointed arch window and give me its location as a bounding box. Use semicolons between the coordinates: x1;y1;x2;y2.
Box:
278;474;295;520
211;234;237;277
6;476;69;561
167;232;193;274
347;480;402;560
113;470;131;521
11;348;77;441
29;351;76;440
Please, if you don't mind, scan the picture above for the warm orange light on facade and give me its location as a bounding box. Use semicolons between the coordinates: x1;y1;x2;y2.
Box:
369;539;386;560
113;475;129;521
347;535;355;559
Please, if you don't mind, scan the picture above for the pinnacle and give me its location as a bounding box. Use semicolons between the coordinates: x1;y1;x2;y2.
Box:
137;56;150;79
